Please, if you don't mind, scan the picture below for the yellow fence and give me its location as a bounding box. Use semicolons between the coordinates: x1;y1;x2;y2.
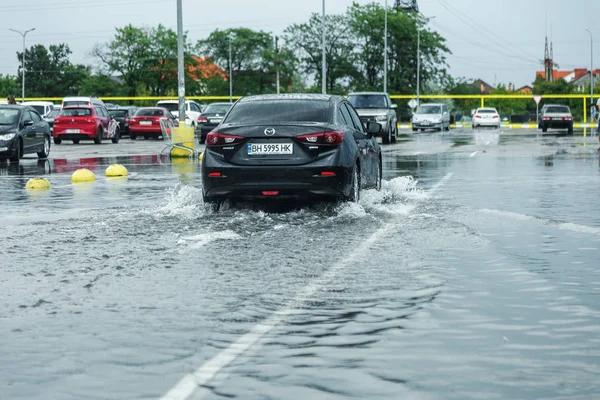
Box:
24;93;598;123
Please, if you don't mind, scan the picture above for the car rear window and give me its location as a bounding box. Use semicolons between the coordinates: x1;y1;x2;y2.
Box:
347;95;387;109
546;106;570;113
47;109;60;118
136;108;164;117
110;110;128;117
63;101;90;107
224;100;330;124
61;108;92;116
204;104;231;115
477;109;497;114
157;103;178;112
30;105;45;115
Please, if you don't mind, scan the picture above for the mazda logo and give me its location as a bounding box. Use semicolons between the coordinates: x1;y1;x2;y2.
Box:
264;128;276;136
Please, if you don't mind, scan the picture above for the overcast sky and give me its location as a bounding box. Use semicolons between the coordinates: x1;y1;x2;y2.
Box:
0;0;597;89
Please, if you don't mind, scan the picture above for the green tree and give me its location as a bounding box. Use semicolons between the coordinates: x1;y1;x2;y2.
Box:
0;74;18;98
487;84;528;115
79;73;123;97
284;13;358;94
446;78;481;114
16;44;90;97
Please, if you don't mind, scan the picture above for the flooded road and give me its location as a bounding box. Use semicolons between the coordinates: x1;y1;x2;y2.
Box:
1;129;599;400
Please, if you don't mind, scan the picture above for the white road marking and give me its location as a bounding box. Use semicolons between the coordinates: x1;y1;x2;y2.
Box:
480;209;600;235
160;173;454;400
469;151;478;158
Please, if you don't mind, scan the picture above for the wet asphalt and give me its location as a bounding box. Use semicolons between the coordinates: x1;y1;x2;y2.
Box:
1;128;599;400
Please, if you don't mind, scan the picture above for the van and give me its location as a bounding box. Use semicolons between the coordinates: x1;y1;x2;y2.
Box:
22;101;55;118
61;96;104;108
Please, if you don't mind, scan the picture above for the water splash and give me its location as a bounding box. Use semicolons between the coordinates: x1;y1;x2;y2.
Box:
148;184;205;220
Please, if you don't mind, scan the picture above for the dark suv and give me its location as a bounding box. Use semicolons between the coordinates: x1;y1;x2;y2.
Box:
197;102;233;144
108;107;138;137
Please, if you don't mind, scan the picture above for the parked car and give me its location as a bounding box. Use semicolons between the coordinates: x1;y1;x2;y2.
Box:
472;107;501;129
197;102;233;144
155;100;203;129
61;96;105;108
108;107;138;137
347;92;398;144
44;107;62;134
537;104;563;129
0;105;51;161
53;105;116;144
129;107;178;140
411;103;450;132
539;105;573;134
202;94;384;209
22;101;55;118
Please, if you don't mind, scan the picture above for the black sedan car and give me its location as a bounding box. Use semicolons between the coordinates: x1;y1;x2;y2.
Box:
201;94;384;208
0;105;51;162
108;107;138;137
197;102;233;144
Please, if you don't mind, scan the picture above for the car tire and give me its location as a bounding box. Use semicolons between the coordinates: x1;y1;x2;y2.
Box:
111;132;120;144
10;138;22;162
37;136;50;159
348;164;360;202
53;138;62;145
568;125;573;135
130;135;137;141
542;124;547;133
412;128;417;132
73;139;80;144
420;128;425;132
376;159;382;191
204;196;223;212
390;124;397;143
94;128;102;144
144;136;149;140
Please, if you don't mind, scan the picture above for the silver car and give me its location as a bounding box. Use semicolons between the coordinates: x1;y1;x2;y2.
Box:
411;103;450;132
347;92;398;144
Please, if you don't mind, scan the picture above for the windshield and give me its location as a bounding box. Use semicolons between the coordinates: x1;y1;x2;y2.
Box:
60;108;92;116
224;100;329;124
347;95;388;109
204;104;231;115
136;108;164;117
546;106;570;113
0;108;19;125
157;103;179;112
63;100;90;107
416;105;442;114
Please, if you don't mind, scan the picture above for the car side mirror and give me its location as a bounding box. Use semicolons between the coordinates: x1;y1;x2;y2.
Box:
23;120;34;127
390;104;398;109
443;111;449;115
366;121;383;135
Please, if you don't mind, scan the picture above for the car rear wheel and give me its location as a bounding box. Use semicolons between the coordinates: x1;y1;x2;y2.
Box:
568;125;573;135
412;128;417;132
37;136;50;159
10;138;22;162
94;128;103;144
375;160;382;191
542;124;547;133
130;135;137;140
348;164;360;202
53;138;62;145
111;132;120;144
73;139;80;144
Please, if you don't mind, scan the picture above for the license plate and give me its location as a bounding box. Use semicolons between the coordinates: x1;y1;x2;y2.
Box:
553;117;562;120
248;143;293;155
376;137;383;143
140;121;152;125
66;129;80;133
209;119;222;124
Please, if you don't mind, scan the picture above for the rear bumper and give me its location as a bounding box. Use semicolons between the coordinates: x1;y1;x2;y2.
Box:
54;129;96;139
202;152;352;199
542;121;573;129
130;127;162;135
474;120;500;126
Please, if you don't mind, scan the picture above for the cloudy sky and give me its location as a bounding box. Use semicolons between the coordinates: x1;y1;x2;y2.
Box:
0;0;596;89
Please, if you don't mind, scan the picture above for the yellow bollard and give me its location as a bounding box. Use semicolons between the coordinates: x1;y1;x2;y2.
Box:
71;168;96;184
171;127;195;157
25;178;51;190
105;164;128;177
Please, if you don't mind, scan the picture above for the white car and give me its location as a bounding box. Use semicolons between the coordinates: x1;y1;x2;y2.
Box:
22;101;56;118
472;107;501;129
156;100;203;129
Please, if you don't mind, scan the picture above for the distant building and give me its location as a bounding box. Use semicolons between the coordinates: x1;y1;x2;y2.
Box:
571;69;600;91
535;68;600;87
515;85;532;94
467;79;495;94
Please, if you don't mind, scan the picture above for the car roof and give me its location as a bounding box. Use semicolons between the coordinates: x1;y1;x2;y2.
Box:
418;103;445;106
477;107;498;111
347;92;388;96
0;104;26;109
238;94;337;103
22;101;54;105
156;100;196;103
206;102;233;106
63;105;93;109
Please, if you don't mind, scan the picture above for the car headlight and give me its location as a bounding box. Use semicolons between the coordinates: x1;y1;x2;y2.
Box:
0;133;15;141
375;115;387;122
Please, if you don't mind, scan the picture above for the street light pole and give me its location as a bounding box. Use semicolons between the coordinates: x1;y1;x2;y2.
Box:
384;0;388;93
9;27;35;102
585;28;594;114
229;35;233;103
322;0;326;94
175;0;185;125
416;29;420;105
275;36;280;94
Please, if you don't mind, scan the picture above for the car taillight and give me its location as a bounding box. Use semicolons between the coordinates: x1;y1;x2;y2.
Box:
296;131;344;145
125;117;130;123
198;117;208;123
86;119;95;123
493;115;499;119
543;116;551;120
206;132;245;146
562;116;572;121
475;115;481;118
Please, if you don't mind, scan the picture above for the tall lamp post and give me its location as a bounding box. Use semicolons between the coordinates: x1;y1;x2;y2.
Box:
585;28;594;119
321;0;326;94
229;34;233;103
175;1;185;125
9;27;35;102
384;0;388;93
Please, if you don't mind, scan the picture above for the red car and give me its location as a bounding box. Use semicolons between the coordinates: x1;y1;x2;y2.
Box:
129;107;178;140
53;106;116;144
